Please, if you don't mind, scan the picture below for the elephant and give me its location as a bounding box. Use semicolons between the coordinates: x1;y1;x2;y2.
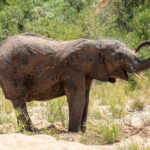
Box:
0;33;150;132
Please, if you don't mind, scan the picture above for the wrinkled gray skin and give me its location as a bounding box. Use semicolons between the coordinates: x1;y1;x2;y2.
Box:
0;33;150;132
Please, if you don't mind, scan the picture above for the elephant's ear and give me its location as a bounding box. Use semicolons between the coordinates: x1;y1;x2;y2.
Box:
67;48;84;72
67;41;109;81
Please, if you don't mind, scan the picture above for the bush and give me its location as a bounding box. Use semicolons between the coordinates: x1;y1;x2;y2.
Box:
131;9;150;40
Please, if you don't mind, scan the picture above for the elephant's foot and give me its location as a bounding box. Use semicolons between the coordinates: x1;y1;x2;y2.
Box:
19;125;39;133
80;125;86;132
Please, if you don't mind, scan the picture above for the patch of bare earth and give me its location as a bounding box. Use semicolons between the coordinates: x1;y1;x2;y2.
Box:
121;124;150;138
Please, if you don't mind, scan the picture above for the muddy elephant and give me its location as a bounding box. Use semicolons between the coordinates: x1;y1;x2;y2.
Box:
0;33;150;132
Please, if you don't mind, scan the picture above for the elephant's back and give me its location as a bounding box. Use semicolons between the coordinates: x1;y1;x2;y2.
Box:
0;34;60;78
0;33;64;57
0;33;87;68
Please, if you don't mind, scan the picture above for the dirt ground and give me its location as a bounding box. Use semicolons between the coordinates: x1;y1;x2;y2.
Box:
1;104;150;149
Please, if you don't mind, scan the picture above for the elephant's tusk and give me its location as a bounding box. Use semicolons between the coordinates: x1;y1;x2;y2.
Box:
133;73;147;80
132;51;136;55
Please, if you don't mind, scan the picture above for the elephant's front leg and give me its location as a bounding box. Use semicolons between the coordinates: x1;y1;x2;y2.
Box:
64;76;86;132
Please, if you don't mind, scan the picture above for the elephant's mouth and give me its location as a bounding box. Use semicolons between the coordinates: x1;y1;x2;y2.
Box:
120;69;146;81
108;68;129;82
125;69;146;80
123;69;129;81
108;69;146;83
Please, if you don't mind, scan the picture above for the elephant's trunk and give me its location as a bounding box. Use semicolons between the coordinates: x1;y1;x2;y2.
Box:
133;41;150;73
135;41;150;53
134;58;150;73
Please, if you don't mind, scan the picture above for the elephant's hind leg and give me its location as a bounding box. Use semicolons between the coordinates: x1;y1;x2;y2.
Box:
12;101;37;132
1;77;37;132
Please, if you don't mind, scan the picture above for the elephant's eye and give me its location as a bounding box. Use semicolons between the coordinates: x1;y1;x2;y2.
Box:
115;52;123;60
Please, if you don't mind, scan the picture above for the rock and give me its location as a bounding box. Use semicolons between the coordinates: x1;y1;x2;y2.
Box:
0;133;150;150
0;133;112;150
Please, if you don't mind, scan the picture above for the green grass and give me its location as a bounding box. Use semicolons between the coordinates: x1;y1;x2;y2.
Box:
0;89;14;126
80;120;121;145
98;121;120;144
130;98;146;111
46;96;68;127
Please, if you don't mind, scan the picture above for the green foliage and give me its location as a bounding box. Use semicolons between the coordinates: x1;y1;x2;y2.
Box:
66;0;95;12
105;0;148;31
131;9;150;40
0;0;149;48
0;0;99;41
0;0;41;40
97;0;150;53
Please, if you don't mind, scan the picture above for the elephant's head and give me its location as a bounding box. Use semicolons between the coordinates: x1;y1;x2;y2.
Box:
67;40;150;82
